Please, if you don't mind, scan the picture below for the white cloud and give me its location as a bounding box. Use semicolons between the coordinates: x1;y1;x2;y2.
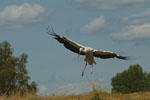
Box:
122;8;150;26
112;23;150;40
0;2;46;29
73;0;149;10
132;9;150;18
80;16;105;34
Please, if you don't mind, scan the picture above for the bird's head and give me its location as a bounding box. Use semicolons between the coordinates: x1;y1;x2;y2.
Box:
78;48;84;58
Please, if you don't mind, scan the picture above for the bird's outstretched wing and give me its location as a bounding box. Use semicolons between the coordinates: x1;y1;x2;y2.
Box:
93;50;128;60
47;26;85;55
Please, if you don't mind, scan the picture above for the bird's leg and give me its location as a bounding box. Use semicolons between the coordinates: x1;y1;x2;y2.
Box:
91;63;93;74
82;62;87;77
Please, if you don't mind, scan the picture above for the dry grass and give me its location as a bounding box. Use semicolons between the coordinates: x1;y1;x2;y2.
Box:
0;91;150;100
0;80;149;100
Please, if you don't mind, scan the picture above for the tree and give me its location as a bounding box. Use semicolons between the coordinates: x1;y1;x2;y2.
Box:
111;64;150;93
0;41;37;96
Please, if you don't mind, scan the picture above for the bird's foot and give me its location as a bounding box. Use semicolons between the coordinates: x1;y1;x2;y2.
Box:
91;64;93;74
91;71;93;74
82;71;84;77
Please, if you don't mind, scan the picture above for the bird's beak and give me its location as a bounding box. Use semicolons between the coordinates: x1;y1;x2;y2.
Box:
78;51;81;58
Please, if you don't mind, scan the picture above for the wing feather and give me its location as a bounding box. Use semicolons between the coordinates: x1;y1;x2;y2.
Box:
47;27;85;55
93;50;128;60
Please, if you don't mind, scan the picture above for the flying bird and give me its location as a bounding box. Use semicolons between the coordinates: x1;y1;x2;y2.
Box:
47;27;128;77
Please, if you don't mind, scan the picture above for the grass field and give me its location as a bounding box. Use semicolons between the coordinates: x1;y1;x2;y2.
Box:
0;91;150;100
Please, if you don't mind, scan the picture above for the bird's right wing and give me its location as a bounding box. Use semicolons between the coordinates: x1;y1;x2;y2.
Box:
47;26;85;55
93;50;128;60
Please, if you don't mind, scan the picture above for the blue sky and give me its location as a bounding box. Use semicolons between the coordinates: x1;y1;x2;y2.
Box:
1;0;150;94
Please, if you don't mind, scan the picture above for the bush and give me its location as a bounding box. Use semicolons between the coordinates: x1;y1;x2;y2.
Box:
0;41;37;96
90;92;104;100
111;64;150;93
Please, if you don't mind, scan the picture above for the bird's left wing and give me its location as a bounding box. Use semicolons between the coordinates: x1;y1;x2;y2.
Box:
93;50;128;60
48;27;85;55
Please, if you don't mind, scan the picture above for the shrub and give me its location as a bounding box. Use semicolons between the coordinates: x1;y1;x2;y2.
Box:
111;64;150;93
0;41;37;96
90;92;104;100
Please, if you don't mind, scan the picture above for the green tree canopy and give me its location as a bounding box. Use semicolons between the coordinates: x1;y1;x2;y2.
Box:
111;64;150;93
0;41;37;96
